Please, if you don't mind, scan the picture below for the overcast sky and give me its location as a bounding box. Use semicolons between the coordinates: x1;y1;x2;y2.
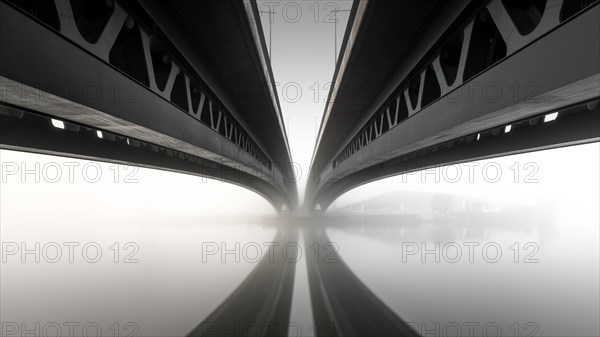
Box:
256;0;354;199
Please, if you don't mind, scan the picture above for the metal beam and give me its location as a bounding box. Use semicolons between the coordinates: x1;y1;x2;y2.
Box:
0;105;289;210
312;103;600;211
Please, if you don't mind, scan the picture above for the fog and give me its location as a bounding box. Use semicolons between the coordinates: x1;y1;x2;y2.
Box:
2;143;598;336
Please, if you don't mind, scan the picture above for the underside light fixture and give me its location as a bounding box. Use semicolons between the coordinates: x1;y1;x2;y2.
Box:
126;138;130;145
96;130;103;139
51;119;65;129
504;125;512;133
477;133;481;141
544;112;558;122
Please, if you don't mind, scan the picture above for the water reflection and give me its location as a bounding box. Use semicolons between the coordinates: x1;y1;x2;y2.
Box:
0;218;277;337
2;144;599;336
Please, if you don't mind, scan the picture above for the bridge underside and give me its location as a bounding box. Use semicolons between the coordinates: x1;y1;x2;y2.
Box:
0;105;289;210
311;101;600;211
0;0;298;211
307;0;600;212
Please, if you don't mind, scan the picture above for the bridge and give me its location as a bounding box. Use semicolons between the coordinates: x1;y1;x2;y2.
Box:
1;0;598;213
0;0;298;211
306;0;600;211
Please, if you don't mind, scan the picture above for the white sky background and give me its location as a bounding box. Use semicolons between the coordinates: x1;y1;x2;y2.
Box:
0;150;275;219
256;0;354;200
332;143;600;213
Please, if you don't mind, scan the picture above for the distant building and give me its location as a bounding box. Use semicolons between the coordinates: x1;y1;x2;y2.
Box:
334;191;495;217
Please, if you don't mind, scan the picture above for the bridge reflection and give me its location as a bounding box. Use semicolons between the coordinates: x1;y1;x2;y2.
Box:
188;192;597;336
